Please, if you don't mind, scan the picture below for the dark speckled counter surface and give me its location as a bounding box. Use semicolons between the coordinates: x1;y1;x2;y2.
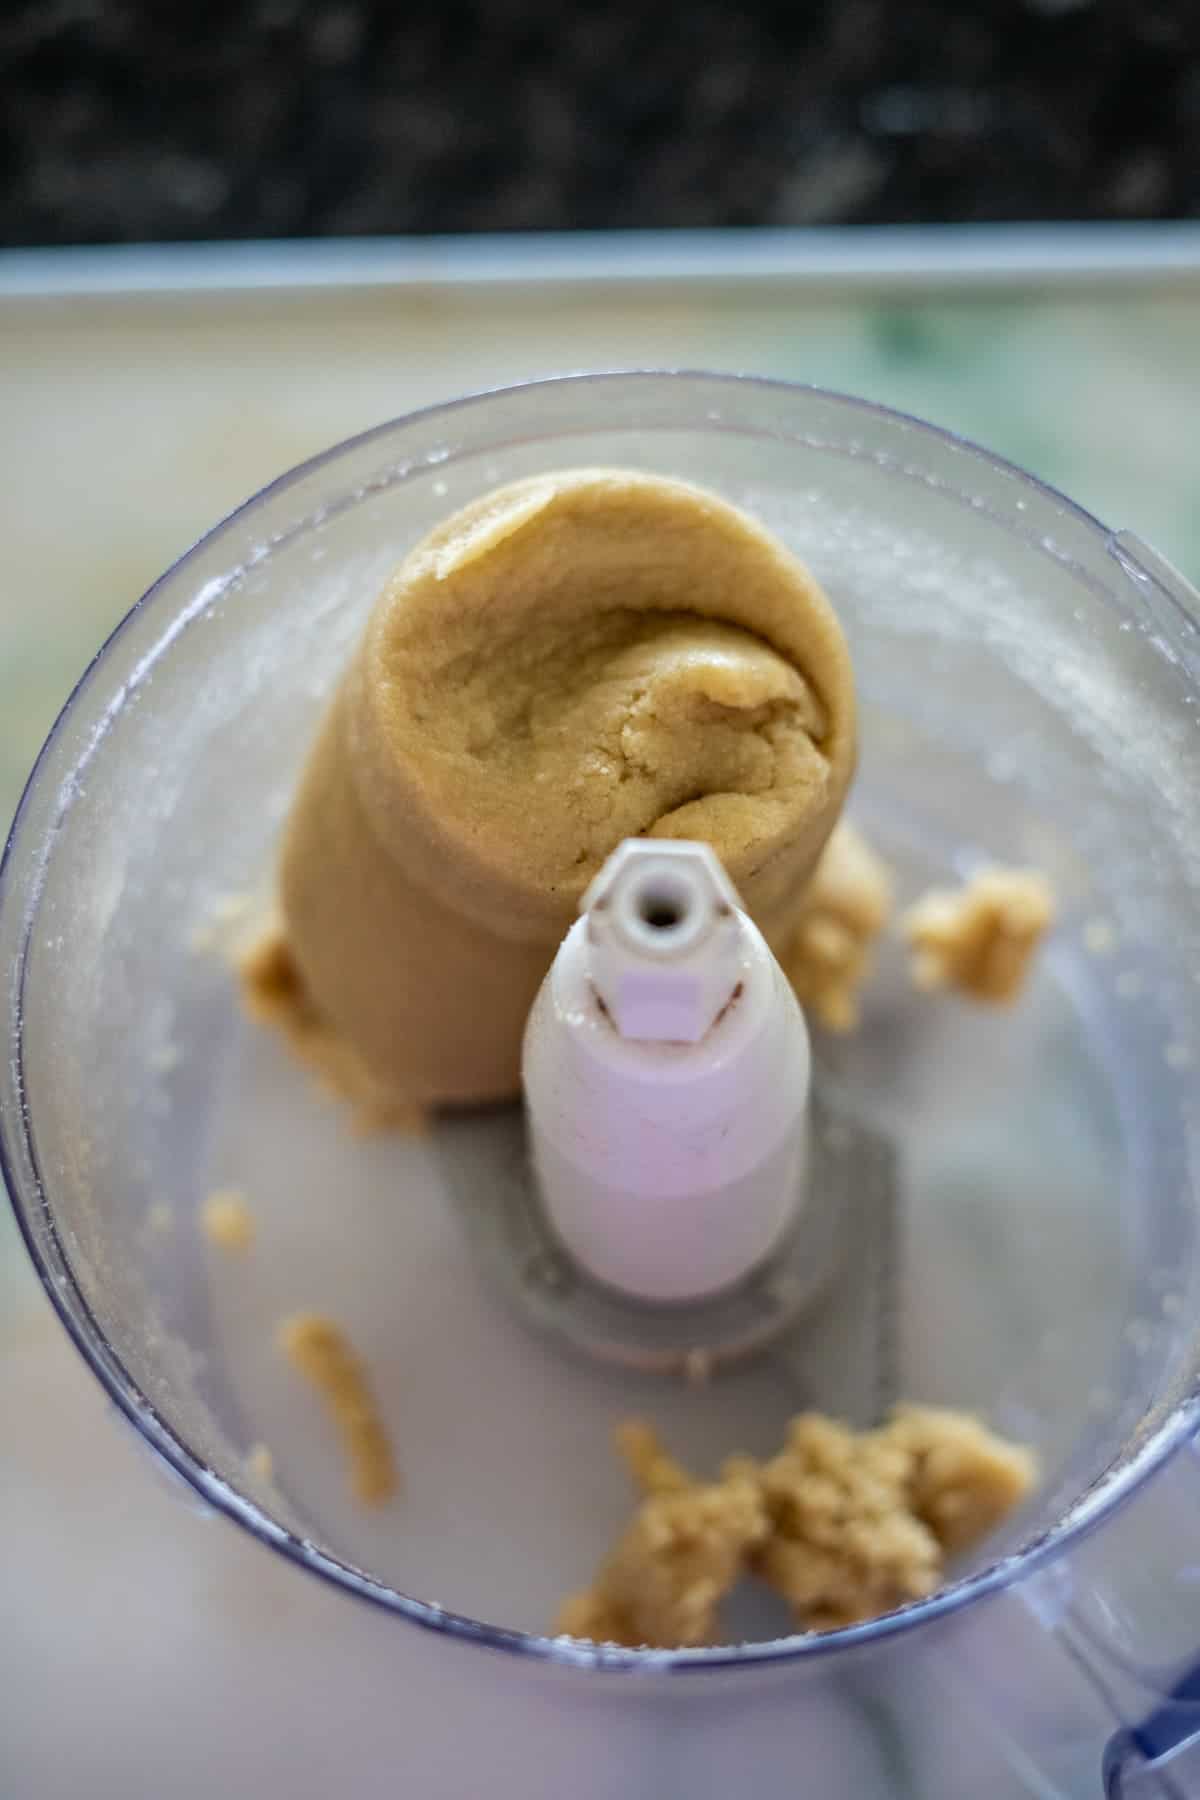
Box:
2;0;1198;244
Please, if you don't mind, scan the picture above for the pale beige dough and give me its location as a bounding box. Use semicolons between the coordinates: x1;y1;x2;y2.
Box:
268;469;856;1110
902;867;1055;1003
278;1313;398;1506
886;1404;1040;1556
200;1188;255;1253
744;1406;1035;1632
557;1407;1036;1648
240;927;427;1132
783;819;893;1032
555;1423;768;1649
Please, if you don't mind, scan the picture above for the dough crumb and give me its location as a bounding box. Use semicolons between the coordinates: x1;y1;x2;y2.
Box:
558;1407;1035;1647
277;1312;398;1506
239;927;427;1135
783;820;893;1032
201;1188;255;1253
555;1423;767;1648
901;867;1054;1003
144;1201;173;1236
245;1441;274;1484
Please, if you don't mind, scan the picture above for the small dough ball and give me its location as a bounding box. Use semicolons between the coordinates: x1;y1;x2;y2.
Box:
200;1189;255;1253
902;867;1054;1003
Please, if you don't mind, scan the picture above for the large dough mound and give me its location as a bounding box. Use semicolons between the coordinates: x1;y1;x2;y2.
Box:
277;469;856;1108
556;1408;1037;1647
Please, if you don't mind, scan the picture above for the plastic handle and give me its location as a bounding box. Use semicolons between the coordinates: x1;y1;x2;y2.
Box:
1103;1664;1200;1798
1092;1426;1200;1796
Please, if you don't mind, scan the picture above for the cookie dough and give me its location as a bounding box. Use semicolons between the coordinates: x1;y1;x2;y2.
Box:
746;1406;1036;1632
558;1407;1036;1647
277;1313;398;1506
783;819;893;1032
902;867;1055;1003
268;470;856;1110
200;1188;255;1253
556;1423;768;1649
886;1404;1040;1557
240;927;426;1132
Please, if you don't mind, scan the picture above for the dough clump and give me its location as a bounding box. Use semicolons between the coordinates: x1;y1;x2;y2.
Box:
557;1407;1036;1647
556;1424;768;1650
783;819;893;1032
264;470;856;1111
902;867;1054;1003
241;928;427;1133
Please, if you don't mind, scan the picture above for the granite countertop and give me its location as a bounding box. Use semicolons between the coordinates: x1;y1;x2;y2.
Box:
2;0;1198;244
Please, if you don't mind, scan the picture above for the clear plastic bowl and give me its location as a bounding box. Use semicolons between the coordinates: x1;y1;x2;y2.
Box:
4;373;1200;1798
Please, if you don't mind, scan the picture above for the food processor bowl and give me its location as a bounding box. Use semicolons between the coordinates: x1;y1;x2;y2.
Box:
3;373;1200;1798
